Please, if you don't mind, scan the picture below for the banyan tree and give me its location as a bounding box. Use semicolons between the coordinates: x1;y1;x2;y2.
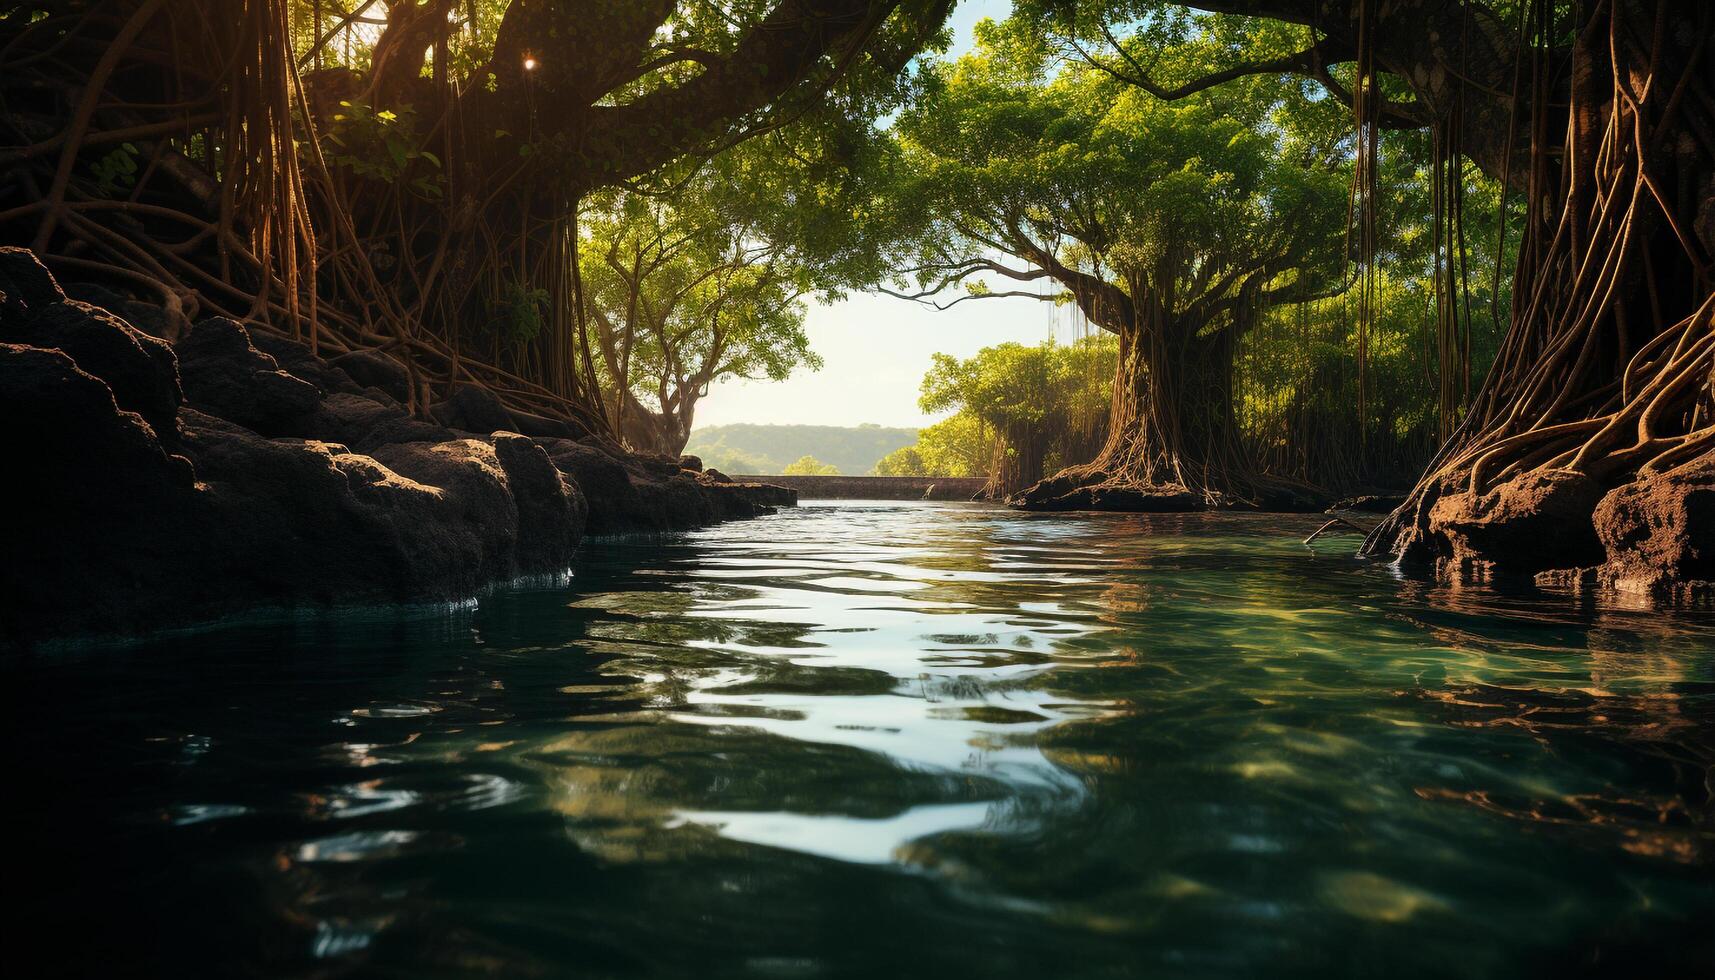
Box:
1027;0;1712;591
886;35;1350;507
0;0;954;439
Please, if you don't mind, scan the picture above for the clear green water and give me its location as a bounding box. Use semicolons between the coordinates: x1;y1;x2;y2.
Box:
8;502;1714;977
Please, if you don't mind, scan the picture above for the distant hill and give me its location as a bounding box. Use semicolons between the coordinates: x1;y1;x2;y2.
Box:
685;423;919;475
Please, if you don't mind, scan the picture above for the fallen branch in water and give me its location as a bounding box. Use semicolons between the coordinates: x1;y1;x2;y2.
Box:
1304;517;1374;545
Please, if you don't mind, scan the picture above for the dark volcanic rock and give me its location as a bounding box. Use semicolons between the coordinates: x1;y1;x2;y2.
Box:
539;437;784;535
175;317;321;434
369;439;524;585
62;282;174;339
538;439;640;534
0;245;64;314
2;343;192;644
430;385;512;435
504;405;583;440
251;332;368;397
4;299;182;441
493;432;585;572
302;391;454;451
330;348;412;403
0;249;788;647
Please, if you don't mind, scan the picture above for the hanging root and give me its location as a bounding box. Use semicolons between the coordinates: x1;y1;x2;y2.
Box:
1;0;609;435
1363;0;1714;602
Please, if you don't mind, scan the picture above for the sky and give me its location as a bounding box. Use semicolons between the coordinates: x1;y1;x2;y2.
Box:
692;0;1082;431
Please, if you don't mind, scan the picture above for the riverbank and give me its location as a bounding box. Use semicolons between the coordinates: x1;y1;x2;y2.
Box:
0;248;793;650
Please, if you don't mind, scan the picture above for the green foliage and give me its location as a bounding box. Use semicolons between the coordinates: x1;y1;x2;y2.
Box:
783;455;841;476
911;413;996;478
872;446;927;476
876;18;1349;343
89;142;139;197
919;336;1115;433
321;102;444;199
495;281;549;346
885;335;1118;483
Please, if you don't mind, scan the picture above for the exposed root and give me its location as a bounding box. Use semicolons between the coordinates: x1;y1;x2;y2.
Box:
1364;0;1715;601
1;1;608;437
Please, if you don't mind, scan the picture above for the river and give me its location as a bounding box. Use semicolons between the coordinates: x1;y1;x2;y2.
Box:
8;502;1713;976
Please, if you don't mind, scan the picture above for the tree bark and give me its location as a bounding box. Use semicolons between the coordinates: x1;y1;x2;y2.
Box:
1358;0;1715;596
1014;313;1259;510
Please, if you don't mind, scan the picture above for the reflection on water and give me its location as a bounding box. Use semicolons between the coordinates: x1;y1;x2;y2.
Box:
7;502;1714;977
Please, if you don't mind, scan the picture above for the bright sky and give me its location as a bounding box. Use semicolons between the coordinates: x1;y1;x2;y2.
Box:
694;0;1094;430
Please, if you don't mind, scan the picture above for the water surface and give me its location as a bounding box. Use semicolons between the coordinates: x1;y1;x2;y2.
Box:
8;502;1713;977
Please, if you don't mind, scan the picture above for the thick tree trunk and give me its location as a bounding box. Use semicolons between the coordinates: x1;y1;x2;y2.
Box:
1014;317;1265;510
1361;0;1715;600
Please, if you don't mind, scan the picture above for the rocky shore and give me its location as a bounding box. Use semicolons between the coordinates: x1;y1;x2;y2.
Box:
0;248;793;650
1386;466;1714;603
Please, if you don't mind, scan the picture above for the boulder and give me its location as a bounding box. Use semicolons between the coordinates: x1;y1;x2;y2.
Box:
369;438;521;585
1427;469;1605;579
175;317;320;434
493;432;584;573
1585;458;1715;598
330;348;412;403
300;391;454;452
540;438;638;534
251;332;368;397
62;282;173;341
0;246;64;315
430;384;512;434
504;405;584;440
2;299;182;441
1;343;191;645
180;410;480;602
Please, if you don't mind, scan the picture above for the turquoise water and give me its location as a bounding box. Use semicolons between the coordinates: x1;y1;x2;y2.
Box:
7;502;1713;977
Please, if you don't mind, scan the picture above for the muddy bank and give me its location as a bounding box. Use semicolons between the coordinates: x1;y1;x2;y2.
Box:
0;248;792;650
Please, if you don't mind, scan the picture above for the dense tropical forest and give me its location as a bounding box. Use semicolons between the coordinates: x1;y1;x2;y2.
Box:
2;0;1712;641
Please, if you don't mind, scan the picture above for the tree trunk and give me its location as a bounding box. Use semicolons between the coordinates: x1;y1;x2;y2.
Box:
618;402;695;458
1014;316;1261;510
1361;0;1715;599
